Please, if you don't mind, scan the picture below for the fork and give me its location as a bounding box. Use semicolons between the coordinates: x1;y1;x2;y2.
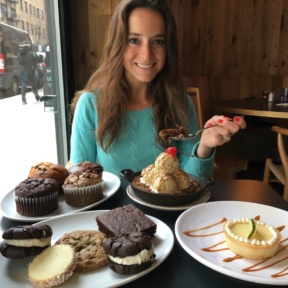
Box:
169;124;217;141
169;116;244;141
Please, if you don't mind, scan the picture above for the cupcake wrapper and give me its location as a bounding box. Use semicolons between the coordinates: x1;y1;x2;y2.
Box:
63;181;104;207
14;192;58;217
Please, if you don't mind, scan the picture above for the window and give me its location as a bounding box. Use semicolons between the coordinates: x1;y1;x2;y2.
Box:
0;0;69;194
1;4;8;18
10;8;17;19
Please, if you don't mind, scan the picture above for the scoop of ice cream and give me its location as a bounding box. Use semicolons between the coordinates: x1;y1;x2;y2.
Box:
152;174;179;194
155;152;179;174
141;164;159;185
173;169;191;190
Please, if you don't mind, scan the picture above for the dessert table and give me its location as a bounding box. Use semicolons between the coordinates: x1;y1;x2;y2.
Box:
1;179;288;288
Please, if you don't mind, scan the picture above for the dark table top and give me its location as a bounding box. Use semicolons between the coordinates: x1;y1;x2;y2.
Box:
213;99;288;119
1;179;288;288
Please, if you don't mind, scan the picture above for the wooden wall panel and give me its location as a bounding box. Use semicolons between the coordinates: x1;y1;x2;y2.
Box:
71;0;288;123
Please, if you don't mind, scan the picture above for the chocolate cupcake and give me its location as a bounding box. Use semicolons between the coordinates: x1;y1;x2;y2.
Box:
103;232;155;275
63;168;104;207
14;178;59;216
28;162;69;195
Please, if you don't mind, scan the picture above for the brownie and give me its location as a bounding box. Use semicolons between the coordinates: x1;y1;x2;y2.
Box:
0;225;53;259
96;204;157;237
14;178;59;216
103;232;155;275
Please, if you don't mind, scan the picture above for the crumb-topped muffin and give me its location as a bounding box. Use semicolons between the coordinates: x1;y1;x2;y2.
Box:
14;178;59;216
68;161;103;177
63;168;104;207
223;218;282;260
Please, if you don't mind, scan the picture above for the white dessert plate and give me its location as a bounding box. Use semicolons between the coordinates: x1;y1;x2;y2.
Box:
175;201;288;285
126;184;210;211
0;171;120;222
0;210;174;288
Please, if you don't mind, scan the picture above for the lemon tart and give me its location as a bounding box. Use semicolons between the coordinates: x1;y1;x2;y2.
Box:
223;218;281;260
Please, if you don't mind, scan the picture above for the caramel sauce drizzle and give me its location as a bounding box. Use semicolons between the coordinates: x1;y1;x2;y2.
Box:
183;216;288;278
183;217;226;237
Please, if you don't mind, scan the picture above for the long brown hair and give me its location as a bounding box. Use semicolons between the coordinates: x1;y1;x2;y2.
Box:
70;0;188;151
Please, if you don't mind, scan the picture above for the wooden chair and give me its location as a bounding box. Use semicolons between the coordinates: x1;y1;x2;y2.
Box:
263;126;288;201
186;87;203;128
186;86;248;179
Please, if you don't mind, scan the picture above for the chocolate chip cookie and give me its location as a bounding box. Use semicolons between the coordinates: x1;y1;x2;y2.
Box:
55;230;107;272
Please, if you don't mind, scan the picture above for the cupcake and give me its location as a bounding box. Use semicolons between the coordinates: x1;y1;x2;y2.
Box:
63;168;104;207
14;178;59;217
67;161;103;177
28;162;69;195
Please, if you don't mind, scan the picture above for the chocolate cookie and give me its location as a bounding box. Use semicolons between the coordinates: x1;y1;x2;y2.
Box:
103;232;155;275
0;225;53;259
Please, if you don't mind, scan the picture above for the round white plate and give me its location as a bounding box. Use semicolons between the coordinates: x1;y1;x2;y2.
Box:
0;210;174;288
175;201;288;285
0;172;120;222
126;184;210;211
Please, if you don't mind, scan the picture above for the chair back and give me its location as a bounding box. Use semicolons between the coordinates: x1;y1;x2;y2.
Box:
272;126;288;200
186;87;203;128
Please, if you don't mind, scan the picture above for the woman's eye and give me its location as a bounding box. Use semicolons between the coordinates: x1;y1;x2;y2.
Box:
153;39;165;46
128;38;139;44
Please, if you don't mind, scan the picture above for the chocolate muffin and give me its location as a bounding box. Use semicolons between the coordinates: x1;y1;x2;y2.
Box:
0;225;53;259
68;161;103;177
96;204;157;237
14;178;59;216
103;232;155;275
29;162;69;195
63;168;104;207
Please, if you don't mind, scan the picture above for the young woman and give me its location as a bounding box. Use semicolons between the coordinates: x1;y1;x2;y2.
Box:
69;0;246;178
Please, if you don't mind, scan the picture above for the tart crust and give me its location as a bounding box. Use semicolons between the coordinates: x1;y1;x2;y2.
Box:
223;218;281;260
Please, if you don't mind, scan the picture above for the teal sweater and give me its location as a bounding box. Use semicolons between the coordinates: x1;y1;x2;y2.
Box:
70;92;215;178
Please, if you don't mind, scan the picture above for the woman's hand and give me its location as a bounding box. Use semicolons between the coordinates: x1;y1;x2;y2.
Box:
196;115;246;159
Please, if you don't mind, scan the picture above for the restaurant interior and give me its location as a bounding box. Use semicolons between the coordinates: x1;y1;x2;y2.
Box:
0;1;288;288
67;0;288;195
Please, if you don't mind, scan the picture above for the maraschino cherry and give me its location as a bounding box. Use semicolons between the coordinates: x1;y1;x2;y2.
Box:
166;147;177;156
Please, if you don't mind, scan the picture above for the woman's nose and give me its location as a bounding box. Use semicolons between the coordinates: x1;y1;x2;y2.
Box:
140;43;152;59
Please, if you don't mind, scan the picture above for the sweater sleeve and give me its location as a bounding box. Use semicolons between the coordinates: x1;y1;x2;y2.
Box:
70;92;98;164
